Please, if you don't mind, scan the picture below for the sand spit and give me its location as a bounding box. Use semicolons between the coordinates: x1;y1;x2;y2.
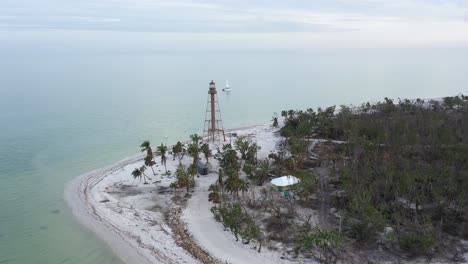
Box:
65;123;295;264
65;153;200;264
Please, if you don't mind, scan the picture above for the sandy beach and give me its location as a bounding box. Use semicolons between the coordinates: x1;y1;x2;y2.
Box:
65;123;294;264
65;152;199;264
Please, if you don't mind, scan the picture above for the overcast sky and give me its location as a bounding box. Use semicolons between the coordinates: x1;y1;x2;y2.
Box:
1;0;468;48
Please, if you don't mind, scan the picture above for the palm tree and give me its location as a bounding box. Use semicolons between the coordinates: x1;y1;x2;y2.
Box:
140;141;153;156
141;141;156;175
157;143;168;173
255;159;271;186
289;137;308;168
139;165;149;184
181;144;187;160
235;136;251;160
188;143;199;165
218;169;224;192
144;155;156;175
239;179;250;197
188;134;202;165
131;168;143;184
172;141;183;164
131;168;141;181
208;184;221;203
174;164;191;194
271;113;279;128
169;182;178;196
188;163;198;180
190;134;203;143
201;143;212;163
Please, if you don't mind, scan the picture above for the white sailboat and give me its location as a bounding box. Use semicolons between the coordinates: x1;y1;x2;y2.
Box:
222;80;232;92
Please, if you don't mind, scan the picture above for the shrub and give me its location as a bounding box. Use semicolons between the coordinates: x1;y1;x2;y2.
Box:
346;192;385;242
399;232;435;255
208;184;221;203
300;228;341;263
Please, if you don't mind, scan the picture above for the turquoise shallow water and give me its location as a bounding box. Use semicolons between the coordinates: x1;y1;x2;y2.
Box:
0;48;467;263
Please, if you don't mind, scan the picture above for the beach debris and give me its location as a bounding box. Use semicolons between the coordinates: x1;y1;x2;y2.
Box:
165;207;222;264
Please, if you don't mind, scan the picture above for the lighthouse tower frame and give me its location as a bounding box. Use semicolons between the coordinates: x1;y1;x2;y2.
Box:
203;80;226;143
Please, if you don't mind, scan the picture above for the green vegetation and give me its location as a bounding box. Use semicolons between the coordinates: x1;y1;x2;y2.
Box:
211;202;264;252
216;144;252;198
172;141;183;164
252;159;271;186
137;95;467;262
131;165;150;184
211;95;466;262
292;170;317;202
172;164;194;194
156;143;168;173
280;95;468;255
188;134;202;165
271;113;279;128
234;136;260;164
201;143;212;163
144;155;156;175
300;228;341;264
141;141;156;175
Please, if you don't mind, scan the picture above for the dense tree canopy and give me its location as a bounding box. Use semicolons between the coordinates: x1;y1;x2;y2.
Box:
281;95;468;254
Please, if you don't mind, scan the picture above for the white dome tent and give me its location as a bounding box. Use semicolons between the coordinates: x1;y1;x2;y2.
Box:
270;175;300;187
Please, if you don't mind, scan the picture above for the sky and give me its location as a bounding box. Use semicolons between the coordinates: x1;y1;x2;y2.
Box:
1;0;468;49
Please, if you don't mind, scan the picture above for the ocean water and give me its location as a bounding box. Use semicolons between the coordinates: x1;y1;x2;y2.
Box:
0;47;467;263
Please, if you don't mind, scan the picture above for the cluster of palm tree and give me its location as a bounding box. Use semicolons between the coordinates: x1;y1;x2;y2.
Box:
131;165;150;184
215;144;250;198
131;141;158;185
135;135;203;192
132;141;170;184
170;163;198;194
167;135;203;194
234;136;261;165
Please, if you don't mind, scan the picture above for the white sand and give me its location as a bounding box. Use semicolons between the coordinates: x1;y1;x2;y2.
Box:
65;123;294;264
66;122;466;264
65;153;200;264
184;174;295;264
183;124;295;264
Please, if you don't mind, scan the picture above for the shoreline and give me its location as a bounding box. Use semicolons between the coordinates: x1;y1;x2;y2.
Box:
64;118;468;264
64;122;280;264
64;153;164;264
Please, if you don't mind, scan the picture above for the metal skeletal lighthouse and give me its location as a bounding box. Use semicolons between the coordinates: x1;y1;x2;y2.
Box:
203;80;226;142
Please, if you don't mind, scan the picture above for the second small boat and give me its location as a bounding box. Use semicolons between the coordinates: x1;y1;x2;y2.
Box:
222;80;232;92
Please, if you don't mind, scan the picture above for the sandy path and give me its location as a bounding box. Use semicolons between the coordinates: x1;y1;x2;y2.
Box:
182;124;296;264
183;174;293;264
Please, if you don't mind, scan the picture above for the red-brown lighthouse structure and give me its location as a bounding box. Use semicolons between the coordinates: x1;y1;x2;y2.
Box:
203;80;226;142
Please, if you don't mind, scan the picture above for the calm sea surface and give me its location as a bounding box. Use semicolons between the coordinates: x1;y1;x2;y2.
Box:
0;48;467;263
